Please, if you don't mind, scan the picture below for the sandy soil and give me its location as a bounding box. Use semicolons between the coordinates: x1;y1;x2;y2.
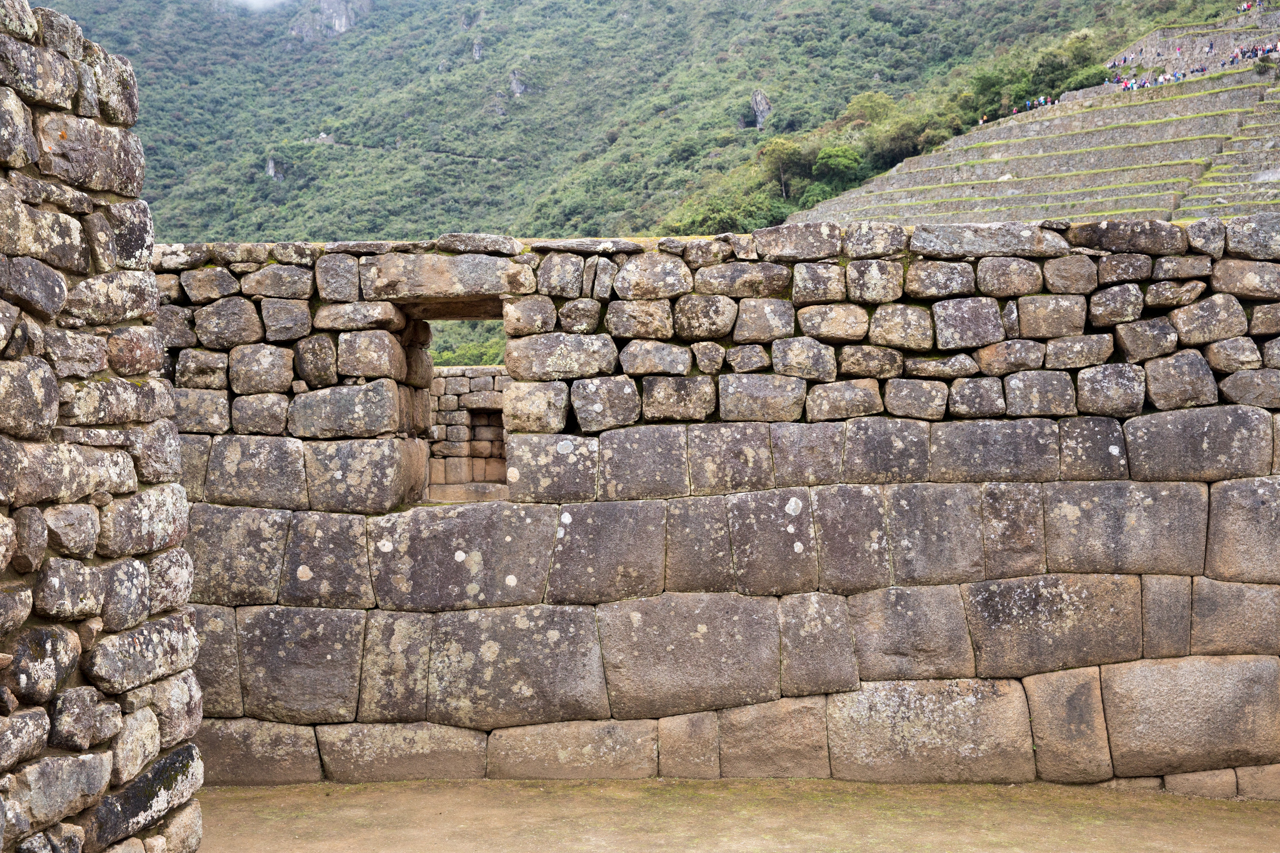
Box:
197;778;1280;852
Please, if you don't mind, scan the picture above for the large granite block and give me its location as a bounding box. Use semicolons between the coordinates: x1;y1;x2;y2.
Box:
1191;577;1280;656
1124;406;1272;482
278;511;374;609
428;604;609;730
980;482;1045;579
505;434;598;503
687;422;774;495
1023;667;1113;783
598;425;688;500
779;593;859;696
487;720;657;779
812;484;891;595
190;604;241;718
187;503;290;606
195;719;323;786
657;712;719;779
827;679;1035;782
725;487;818;595
596;593;780;719
204;435;307;510
842;417;930;483
304;438;422;513
884;483;984;585
960;574;1141;677
718;697;830;778
928;419;1059;482
1044;481;1207;575
316;722;487;782
546;500;666;604
770;422;844;487
1206;477;1280;584
358;611;433;723
847;585;975;680
1101;656;1280;776
1143;575;1192;659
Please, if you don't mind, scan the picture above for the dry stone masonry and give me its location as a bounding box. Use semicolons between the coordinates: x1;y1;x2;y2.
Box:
167;213;1280;801
0;3;203;851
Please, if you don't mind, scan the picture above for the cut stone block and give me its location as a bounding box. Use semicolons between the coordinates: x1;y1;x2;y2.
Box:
1206;476;1280;584
718;697;830;778
1124;405;1272;481
687;422;774;495
812;484;891;595
358;611;433;723
1143;575;1192;660
1023;667;1113;783
770;422;844;487
505;434;598;503
316;722;487;783
847;585;975;680
487;720;657;780
843;417;930;483
1190;577;1280;656
725;487;818;595
195;719;322;786
1059;416;1129;481
657;712;719;779
546;500;666;604
884;483;984;585
980;482;1045;579
599;425;689;500
779;592;859;697
929;419;1059;483
664;495;733;593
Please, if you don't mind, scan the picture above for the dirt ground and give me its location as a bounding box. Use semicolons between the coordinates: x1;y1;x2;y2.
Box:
198;778;1280;852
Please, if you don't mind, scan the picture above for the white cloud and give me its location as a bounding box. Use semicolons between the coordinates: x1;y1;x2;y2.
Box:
224;0;293;9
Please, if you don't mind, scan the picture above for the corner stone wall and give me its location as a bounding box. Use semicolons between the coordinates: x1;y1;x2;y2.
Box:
172;215;1280;799
0;2;202;851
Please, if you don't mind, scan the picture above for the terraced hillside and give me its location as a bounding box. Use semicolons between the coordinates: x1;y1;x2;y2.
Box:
791;14;1280;225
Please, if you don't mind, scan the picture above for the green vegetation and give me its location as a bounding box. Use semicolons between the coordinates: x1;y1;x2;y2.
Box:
51;0;1241;245
430;321;505;366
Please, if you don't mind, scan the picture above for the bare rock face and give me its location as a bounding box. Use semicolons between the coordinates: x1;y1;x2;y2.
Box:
827;679;1035;782
427;604;609;730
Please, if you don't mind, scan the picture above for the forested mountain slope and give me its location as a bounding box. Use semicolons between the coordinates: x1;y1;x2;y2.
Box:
54;0;1237;242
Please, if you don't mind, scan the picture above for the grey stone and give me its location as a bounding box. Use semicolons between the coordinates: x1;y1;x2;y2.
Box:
97;483;188;559
605;299;673;339
188;503;289;606
83;608;198;695
505;333;617;381
827;679;1035;782
436;233;524;255
1170;294;1248;345
534;252;584;298
792;263;845;305
230;393;287;435
260;298;313;342
847;585;975;679
657;712;719;779
906;260;974;298
867;304;931;350
1116;317;1179;362
506;434;598;503
190;604;242;717
1066;220;1187;255
805;379;882;422
33;557;103;621
193;297;262;350
1124;404;1272;481
976;256;1042;297
772;336;836;381
1146;279;1205;308
724;344;769;373
49;686;121;751
598;424;688;500
753;221;841;261
929;418;1059;482
779;593;858;696
904;354;978;379
838;345;903;378
974;339;1045;376
149;668;202;748
44;503;99;559
316;721;486;782
612;253;692;299
503;381;569;434
241;264;312;299
503;294;557;336
884;378;947;420
8;442;137;508
546;500;665;604
0;707;49;773
99;557;149;632
768;423;843;487
596;593;780;719
1212;259;1280;299
1017;294;1086;339
1143;574;1192;659
304;438;424;513
1187;217;1226;258
1044;481;1207;575
841;221;907;259
428;604;609;729
718;374;806;422
110;708;159;786
693;262;789;298
673;294;737;341
642;376;716;422
487;719;657;780
885;483;983;585
1207;476;1280;584
336;330;405;380
179;268;237;304
962;573;1141;677
932;297;1004;350
278;512;374;609
1154;255;1213;280
293;334;338;389
0;356;57;440
1145;349;1218;410
1101;656;1280;776
195;718;321;785
797;301;873;346
3;753;113;843
567;376;636;433
360;251;535;300
980;482;1045;579
725;487;818;595
733;298;794;343
3;256;65;321
1089;283;1143;326
1205;337;1262;373
78;744;202;853
843;416;930;483
664;495;733;593
314;253;359;302
846;259;904;303
1044;334;1113;369
1044;254;1097;294
1098;253;1153;285
1023;668;1113;783
811;484;891;594
146;547;193;616
1004;370;1076;417
1225;213;1280;260
6;625;79;703
949;376;1005;418
178;435;210;501
618;339;691;375
683;239;733;269
357;611;433;723
204;435;306;510
1076;363;1144;418
286;378;399;438
238;605;364;724
1191;576;1280;656
558;297;601;334
912;222;1069;258
43;328;107;379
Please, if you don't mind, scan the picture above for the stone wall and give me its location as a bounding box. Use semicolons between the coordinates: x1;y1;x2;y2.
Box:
0;3;202;851
426;365;509;503
176;215;1280;798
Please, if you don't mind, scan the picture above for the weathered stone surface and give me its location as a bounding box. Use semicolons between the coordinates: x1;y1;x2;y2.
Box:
1146;279;1205;307
238;605;364;724
845;259;904;304
904;354;978;380
718;374;806;422
34;557;102;621
178;434;209;501
772;336;835;381
195;718;322;786
1101;656;1280;776
0;180;88;274
1044;481;1207;575
718;697;830;778
10;442;137;508
1004;370;1076;417
278;512;374;609
1088;282;1144;326
1191;577;1280;656
843;416;930;483
1226;213;1280;260
336;330;405;380
4;257;65;322
361;252;533;301
227;343;293;395
1206;337;1263;373
505;333;617;381
932;297;1004;350
768;423;842;487
732;298;794;344
642;375;716;422
83;609;198;695
672;293;736;341
293;334;338;389
848;585;975;680
975;256;1042;297
612;253;692;300
230;393;287;435
1066;220;1187;255
316;721;486;782
884;378;947;420
841;221;907;259
754;221;841;261
664;495;732;593
1212;258;1280;299
106;326;163;377
796;303;869;344
193;297;262;350
1144;349;1218;410
1124;405;1272;481
1237;765;1280;800
204;435;306;510
1017;294;1086;339
260;298;313;341
604;299;673;339
1165;768;1238;798
980;482;1044;579
693;262;789;297
148;669;202;748
929;418;1059;482
805;379;882;422
618;339;691;375
1170;294;1248;345
49;687;120;751
506;434;598;503
827;679;1035;782
43;328;107;379
187;504;288;606
725;487;818;595
1076;363;1144;418
503;380;568;434
436;232;524;256
811;484;891;594
1187;217;1226;258
97;484;188;559
597;593;780;719
1143;574;1191;659
0;707;48;773
1044;334;1113;369
1116;317;1178;362
6;625;79;703
657;712;719;779
791;262;845;305
974;339;1044;376
1207;477;1280;584
305;438;423;513
598;424;688;500
866;303;931;351
286;378;399;439
110;708;159;786
1023;667;1113;783
0;356;57;440
906;260;975;298
885;483;983;585
544;500;665;604
912;222;1069;259
779;593;859;697
79;744;202;853
60;376;174;427
4;753;113;843
179;268;237;304
175;350;227;390
240;264;313;299
99;557;149;632
43;503;99;559
356;611;432;723
428;604;609;729
558;297;601;334
502;294;556;336
1043;254;1097;294
190;604;241;718
961;574;1141;677
1097;253;1153;285
488;719;657;780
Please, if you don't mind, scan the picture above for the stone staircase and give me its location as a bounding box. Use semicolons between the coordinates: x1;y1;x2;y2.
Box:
790;47;1280;226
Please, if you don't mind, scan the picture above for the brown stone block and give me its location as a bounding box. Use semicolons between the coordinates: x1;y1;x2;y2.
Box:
884;483;984;585
1207;476;1280;584
1165;768;1238;798
487;720;657;780
599;425;688;500
718;697;830;778
505;434;598;503
726;487;818;595
847;585;975;680
843;417;929;483
546;500;666;604
316;722;486;782
195;718;322;786
1191;577;1280;656
664;495;733;593
980;482;1045;579
812;484;891;595
779;592;859;697
657;712;719;779
1023;667;1113;783
1143;575;1191;659
688;422;774;495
